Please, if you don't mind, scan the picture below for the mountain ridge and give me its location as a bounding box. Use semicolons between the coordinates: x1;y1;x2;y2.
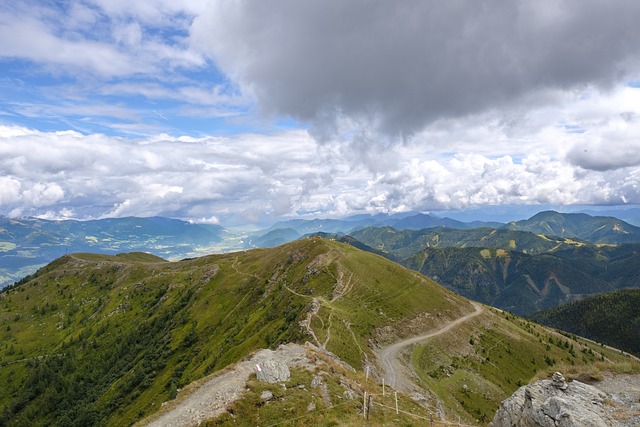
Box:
1;239;635;425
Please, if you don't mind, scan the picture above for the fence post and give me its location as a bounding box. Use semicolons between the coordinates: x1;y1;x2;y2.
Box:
363;391;367;418
394;391;398;414
367;395;372;420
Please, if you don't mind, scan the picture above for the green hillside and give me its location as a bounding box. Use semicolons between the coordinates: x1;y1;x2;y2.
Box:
0;240;634;426
531;289;640;356
402;246;616;315
351;226;585;260
401;245;640;315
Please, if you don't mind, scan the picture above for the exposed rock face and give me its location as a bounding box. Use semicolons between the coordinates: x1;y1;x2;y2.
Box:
489;372;615;427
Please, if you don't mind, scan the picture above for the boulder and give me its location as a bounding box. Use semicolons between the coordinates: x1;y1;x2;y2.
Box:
253;357;290;383
489;372;615;427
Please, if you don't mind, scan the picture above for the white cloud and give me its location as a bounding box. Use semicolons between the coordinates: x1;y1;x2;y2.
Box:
1;2;640;223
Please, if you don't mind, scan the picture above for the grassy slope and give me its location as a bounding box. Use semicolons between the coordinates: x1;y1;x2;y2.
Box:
351;226;586;260
531;289;640;356
402;246;619;315
0;239;635;426
410;307;636;424
0;239;469;426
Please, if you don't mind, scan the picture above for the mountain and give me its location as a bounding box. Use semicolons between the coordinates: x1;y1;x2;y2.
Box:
350;226;586;260
531;289;640;356
0;239;634;425
578;207;640;227
0;216;235;288
402;246;640;315
503;210;640;244
245;227;301;248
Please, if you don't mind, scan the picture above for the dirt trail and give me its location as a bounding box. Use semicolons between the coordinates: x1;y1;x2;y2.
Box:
140;344;314;427
377;301;483;392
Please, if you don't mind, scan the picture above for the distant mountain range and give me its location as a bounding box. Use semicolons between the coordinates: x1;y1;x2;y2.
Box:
402;244;640;315
0;216;231;287
2;210;640;295
503;210;640;244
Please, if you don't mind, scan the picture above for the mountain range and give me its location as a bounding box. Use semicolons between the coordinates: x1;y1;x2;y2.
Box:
3;209;640;319
0;216;232;288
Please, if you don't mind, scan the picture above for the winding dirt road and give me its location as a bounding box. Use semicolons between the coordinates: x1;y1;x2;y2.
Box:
377;301;483;392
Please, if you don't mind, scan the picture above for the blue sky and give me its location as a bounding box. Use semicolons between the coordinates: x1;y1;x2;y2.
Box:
1;1;640;225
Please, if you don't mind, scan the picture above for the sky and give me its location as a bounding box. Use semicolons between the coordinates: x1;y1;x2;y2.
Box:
1;0;640;226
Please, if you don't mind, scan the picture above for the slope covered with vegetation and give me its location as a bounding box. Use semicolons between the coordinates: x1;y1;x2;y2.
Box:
402;246;617;315
0;240;635;426
531;289;640;356
351;226;586;260
401;244;640;315
0;239;472;425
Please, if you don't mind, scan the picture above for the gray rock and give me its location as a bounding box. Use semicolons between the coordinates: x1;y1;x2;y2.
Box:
489;373;615;427
311;374;323;388
343;389;357;400
552;371;568;390
254;358;290;383
307;401;316;412
260;390;273;401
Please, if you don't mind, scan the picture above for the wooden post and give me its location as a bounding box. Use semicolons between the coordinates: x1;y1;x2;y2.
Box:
382;377;385;396
394;391;398;414
367;395;372;420
430;413;433;427
366;365;369;381
363;391;367;418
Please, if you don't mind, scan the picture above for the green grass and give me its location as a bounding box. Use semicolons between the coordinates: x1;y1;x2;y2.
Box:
0;239;469;426
410;308;635;423
1;239;635;426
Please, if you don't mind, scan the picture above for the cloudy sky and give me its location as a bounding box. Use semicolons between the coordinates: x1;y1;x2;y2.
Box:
1;0;640;225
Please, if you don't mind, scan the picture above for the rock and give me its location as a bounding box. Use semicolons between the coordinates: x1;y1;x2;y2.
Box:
254;358;290;383
489;373;615;427
307;401;316;412
552;371;568;390
311;374;323;388
260;390;273;401
343;389;357;400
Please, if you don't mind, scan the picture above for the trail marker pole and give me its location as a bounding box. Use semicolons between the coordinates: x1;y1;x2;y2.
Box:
363;391;367;418
382;377;385;396
394;391;398;414
366;365;369;381
367;395;372;420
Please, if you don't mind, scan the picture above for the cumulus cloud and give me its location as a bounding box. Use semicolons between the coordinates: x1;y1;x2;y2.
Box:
567;116;640;171
0;123;639;222
191;0;640;137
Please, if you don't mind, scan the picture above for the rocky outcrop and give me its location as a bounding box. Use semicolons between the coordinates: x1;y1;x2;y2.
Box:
253;356;291;383
489;372;615;427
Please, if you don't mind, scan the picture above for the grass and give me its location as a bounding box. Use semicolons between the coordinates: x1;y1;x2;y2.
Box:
1;238;635;426
410;308;637;424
